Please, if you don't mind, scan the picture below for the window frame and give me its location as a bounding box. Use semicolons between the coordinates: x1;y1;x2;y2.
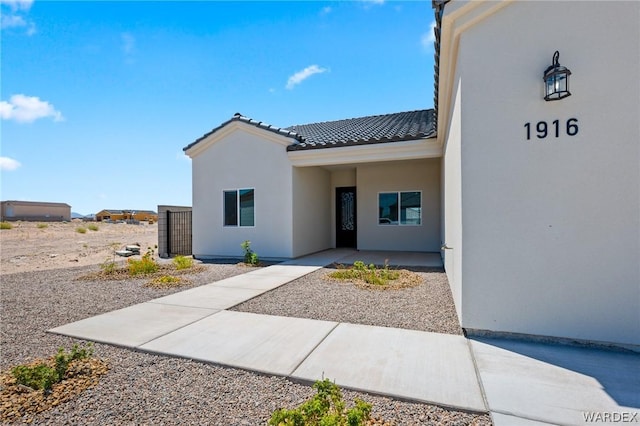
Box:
223;188;255;227
377;190;422;226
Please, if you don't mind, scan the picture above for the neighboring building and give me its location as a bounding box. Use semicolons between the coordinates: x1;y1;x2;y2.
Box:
95;209;158;222
184;0;639;349
0;200;71;222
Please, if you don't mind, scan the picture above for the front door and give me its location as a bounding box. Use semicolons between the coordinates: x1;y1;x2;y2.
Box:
336;187;357;248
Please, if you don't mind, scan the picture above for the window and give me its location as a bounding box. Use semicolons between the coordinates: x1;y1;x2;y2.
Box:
224;189;254;226
378;191;421;225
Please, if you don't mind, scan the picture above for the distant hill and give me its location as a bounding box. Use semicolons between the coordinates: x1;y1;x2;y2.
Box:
71;212;95;219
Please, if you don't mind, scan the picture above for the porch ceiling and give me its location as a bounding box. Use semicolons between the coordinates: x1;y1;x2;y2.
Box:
288;138;442;167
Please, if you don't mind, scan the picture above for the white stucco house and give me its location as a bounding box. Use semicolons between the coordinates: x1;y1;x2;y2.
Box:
184;0;639;349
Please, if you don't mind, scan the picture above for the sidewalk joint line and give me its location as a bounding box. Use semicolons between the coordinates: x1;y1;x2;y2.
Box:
466;338;490;412
287;321;341;376
134;308;223;349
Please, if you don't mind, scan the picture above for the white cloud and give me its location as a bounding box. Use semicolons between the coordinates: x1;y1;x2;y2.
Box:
1;14;24;28
286;65;328;90
360;0;384;7
0;94;64;123
421;20;437;50
121;32;135;54
1;0;35;34
0;0;33;12
320;6;332;15
0;156;21;171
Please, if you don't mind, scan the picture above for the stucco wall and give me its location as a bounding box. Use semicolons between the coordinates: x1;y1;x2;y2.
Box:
292;167;331;257
190;126;294;259
357;159;441;252
447;1;640;346
442;75;464;319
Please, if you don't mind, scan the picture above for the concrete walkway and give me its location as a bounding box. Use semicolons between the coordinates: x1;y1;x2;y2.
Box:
49;249;639;425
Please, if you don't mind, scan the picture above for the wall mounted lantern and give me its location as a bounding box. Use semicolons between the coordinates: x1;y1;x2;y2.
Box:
543;51;572;101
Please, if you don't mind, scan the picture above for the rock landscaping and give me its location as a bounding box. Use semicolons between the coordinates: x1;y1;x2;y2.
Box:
0;224;490;424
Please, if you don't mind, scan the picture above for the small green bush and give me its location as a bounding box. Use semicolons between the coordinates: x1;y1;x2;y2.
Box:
0;222;13;230
241;240;259;266
127;247;159;275
87;224;99;231
154;275;181;284
173;255;193;270
11;343;94;391
37;223;48;229
329;261;399;286
269;379;372;426
54;343;93;379
100;259;117;274
11;364;59;391
75;226;87;234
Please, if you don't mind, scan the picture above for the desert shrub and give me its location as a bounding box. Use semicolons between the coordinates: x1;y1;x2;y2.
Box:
54;343;94;379
145;275;186;289
241;240;259;266
153;275;181;284
100;258;117;274
173;255;193;270
75;226;87;234
11;364;58;391
0;222;13;230
329;261;399;286
87;224;99;231
269;379;372;426
11;343;93;391
37;223;48;229
127;247;159;275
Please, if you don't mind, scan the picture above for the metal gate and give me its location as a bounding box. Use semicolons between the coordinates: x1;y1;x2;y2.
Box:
167;210;192;256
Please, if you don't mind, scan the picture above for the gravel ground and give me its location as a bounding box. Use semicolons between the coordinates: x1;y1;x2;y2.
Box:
0;263;490;425
233;267;462;335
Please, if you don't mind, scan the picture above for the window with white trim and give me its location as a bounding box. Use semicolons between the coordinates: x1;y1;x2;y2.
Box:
378;191;421;225
224;189;254;226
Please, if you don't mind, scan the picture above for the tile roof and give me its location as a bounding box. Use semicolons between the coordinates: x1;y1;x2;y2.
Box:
286;109;436;151
432;0;449;129
183;113;302;152
184;109;436;153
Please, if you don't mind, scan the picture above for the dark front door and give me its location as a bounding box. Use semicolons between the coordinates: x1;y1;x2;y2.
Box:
336;186;357;248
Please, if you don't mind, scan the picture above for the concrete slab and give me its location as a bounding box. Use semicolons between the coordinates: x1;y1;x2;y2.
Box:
48;303;217;347
336;250;443;268
140;311;338;376
491;413;557;426
243;264;321;279
283;249;356;267
212;273;296;291
471;338;640;425
148;285;264;310
292;323;486;412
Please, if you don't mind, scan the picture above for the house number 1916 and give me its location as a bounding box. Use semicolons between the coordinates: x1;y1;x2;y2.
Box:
524;118;578;140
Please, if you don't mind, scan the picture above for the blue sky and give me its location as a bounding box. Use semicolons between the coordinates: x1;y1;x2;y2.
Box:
1;0;436;215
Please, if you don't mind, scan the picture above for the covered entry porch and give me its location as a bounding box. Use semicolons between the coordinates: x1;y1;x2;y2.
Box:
290;156;443;257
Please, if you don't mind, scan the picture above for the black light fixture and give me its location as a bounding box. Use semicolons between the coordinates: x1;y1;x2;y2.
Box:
543;51;572;101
